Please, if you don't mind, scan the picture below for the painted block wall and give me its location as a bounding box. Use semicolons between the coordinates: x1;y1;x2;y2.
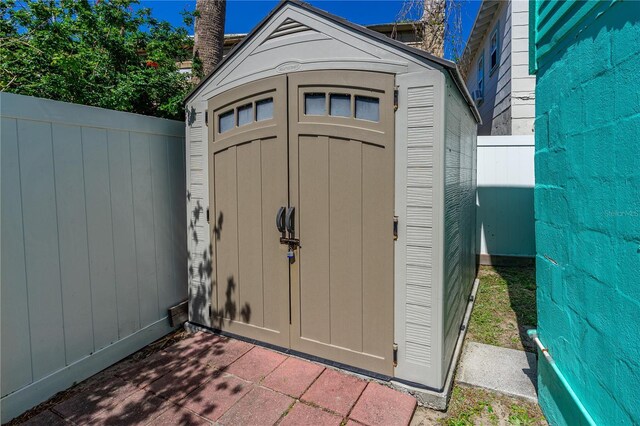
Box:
532;2;640;425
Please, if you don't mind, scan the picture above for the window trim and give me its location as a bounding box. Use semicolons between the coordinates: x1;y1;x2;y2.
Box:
489;24;500;76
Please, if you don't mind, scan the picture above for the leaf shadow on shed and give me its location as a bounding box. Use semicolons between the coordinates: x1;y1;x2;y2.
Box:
187;196;251;329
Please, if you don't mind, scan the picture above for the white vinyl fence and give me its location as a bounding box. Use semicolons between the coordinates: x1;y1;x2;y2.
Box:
1;93;187;422
476;135;535;262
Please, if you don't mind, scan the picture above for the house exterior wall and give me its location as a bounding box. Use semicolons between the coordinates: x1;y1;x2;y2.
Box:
531;2;640;425
441;75;477;384
510;0;535;134
465;1;512;135
465;0;535;136
1;93;187;422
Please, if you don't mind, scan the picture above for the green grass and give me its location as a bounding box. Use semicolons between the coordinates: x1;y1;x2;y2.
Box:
467;266;537;352
442;386;546;426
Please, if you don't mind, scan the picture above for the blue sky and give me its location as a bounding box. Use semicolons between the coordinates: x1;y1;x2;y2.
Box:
139;0;481;60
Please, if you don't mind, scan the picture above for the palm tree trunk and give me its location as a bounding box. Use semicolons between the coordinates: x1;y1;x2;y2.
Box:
193;0;226;81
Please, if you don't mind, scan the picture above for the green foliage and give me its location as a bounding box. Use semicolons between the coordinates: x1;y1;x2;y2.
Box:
0;0;194;119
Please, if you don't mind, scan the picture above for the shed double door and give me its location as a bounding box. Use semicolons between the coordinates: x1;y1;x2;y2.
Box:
208;71;395;375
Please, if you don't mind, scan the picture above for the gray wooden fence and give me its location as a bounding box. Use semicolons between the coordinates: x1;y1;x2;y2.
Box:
1;93;187;422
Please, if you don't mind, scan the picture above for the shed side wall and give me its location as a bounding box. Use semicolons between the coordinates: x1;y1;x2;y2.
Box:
394;70;445;389
186;101;212;326
441;76;478;384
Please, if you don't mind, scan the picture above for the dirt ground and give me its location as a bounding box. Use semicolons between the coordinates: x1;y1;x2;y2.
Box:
411;385;547;426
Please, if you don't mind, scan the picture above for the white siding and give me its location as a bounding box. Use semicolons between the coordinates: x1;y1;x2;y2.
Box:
464;0;535;136
1;93;186;423
393;70;446;390
465;1;512;135
405;84;436;371
186;103;212;327
510;0;536;134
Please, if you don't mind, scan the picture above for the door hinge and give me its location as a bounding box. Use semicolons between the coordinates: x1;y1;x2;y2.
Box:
205;110;209;126
393;343;398;367
393;216;398;240
208;305;212;318
206;208;210;223
393;88;399;111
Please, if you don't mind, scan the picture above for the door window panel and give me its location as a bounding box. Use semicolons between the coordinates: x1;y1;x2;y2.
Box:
256;98;274;121
355;96;379;122
237;103;253;127
304;93;326;115
219;110;235;133
330;94;351;117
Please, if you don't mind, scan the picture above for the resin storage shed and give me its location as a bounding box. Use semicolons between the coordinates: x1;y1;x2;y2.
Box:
185;0;480;393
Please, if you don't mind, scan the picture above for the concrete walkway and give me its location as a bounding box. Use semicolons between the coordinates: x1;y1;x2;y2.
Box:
17;332;417;426
457;342;538;403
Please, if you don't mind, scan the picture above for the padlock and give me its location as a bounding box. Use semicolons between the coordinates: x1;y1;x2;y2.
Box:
287;250;294;259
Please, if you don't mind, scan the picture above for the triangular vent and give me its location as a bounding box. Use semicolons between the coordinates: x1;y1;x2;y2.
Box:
266;18;314;41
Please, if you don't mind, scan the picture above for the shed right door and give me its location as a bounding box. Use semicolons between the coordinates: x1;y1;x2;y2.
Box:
287;71;395;375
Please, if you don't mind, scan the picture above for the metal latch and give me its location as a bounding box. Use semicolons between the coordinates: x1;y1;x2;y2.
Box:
279;237;300;247
393;343;398;367
393;88;399;111
393;216;398;240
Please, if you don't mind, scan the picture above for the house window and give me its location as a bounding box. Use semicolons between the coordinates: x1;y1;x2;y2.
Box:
490;25;499;73
477;53;484;102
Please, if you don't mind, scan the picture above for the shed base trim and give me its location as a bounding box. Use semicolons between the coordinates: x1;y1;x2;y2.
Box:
184;321;393;382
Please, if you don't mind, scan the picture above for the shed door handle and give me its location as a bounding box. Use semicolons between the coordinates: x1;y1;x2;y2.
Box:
276;207;286;234
286;207;295;235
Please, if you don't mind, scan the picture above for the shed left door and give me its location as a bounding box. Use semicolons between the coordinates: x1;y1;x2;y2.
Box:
208;76;290;347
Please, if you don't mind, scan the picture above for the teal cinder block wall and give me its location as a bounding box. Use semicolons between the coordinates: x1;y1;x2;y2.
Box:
532;1;640;425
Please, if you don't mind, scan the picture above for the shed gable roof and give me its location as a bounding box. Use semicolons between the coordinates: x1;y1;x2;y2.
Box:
185;0;480;123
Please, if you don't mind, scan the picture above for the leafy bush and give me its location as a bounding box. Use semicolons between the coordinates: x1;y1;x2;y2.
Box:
1;0;194;119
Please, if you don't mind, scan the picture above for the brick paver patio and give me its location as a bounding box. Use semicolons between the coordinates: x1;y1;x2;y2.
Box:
16;332;417;426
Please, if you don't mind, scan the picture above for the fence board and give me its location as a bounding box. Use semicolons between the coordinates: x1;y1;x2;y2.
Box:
131;133;160;326
1;93;186;423
150;135;175;313
18;119;67;378
52;124;94;362
108;129;140;336
1;117;33;396
82;127;120;349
